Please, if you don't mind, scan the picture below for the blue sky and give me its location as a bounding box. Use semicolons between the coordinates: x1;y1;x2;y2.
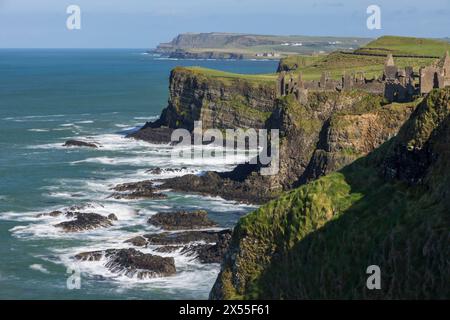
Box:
1;0;449;48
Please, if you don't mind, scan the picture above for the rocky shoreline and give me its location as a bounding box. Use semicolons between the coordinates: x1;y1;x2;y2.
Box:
38;203;232;279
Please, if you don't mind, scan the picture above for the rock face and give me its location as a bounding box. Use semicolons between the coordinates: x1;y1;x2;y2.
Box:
148;210;218;230
128;67;276;144
210;88;450;300
75;248;176;279
54;212;114;232
63;140;99;148
129;65;415;205
155;89;415;203
110;180;167;200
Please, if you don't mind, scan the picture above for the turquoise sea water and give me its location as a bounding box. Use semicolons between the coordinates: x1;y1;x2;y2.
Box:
0;49;278;299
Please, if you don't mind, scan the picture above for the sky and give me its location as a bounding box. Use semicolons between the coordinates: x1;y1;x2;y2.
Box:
0;0;449;48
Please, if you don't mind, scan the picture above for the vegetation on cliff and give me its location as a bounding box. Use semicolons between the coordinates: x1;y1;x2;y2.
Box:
210;88;450;299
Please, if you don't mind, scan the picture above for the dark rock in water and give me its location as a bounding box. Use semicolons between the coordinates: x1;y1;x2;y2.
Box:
36;210;63;218
107;214;118;221
145;167;188;175
144;229;232;245
127;126;174;144
75;251;104;261
180;230;232;263
158;171;270;204
54;212;113;232
63;140;99;148
147;210;217;230
125;236;148;247
147;167;163;175
75;248;176;279
110;180;167;200
153;245;183;253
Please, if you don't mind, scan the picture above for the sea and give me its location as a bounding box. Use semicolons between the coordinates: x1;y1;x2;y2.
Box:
0;49;278;299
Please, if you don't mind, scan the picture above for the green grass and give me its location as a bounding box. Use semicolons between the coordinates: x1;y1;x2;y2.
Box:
178;66;276;84
282;51;437;80
356;35;450;56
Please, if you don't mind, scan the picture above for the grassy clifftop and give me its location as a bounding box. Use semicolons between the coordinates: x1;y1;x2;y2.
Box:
175;66;276;85
210;88;450;299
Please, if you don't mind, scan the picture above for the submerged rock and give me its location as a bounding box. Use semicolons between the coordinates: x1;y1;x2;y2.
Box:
144;230;231;245
124;236;148;247
54;212;114;232
110;180;167;200
63;140;99;148
180;230;232;263
75;248;176;279
145;167;188;175
36;210;63;218
147;210;217;230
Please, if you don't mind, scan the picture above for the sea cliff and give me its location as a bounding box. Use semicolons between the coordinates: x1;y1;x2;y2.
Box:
210;88;450;299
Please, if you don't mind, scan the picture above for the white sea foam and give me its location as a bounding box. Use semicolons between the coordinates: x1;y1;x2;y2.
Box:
76;120;94;124
133;116;159;121
29;264;50;274
5;119;256;293
28;128;50;132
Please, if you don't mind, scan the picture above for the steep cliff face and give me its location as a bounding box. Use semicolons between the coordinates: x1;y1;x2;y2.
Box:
145;66;417;203
158;67;276;131
210;91;415;201
210;88;450;299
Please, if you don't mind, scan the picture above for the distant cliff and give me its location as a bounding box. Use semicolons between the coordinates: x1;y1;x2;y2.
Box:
150;33;371;59
210;88;450;299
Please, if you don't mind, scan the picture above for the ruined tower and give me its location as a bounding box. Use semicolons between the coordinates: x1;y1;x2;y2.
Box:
277;71;286;97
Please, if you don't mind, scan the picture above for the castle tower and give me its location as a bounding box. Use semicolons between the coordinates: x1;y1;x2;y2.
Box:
277;71;286;97
440;51;450;87
384;54;398;80
385;53;395;67
297;72;305;89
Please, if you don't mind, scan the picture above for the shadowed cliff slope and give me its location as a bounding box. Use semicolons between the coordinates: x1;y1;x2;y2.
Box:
210;88;450;299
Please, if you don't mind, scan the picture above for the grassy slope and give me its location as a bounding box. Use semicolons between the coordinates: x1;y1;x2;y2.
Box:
214;88;450;299
179;66;276;84
356;35;450;56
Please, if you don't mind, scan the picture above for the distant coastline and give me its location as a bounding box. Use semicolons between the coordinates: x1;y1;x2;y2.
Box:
148;32;372;60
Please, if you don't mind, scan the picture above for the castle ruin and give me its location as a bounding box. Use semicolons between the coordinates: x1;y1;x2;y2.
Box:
277;52;450;103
